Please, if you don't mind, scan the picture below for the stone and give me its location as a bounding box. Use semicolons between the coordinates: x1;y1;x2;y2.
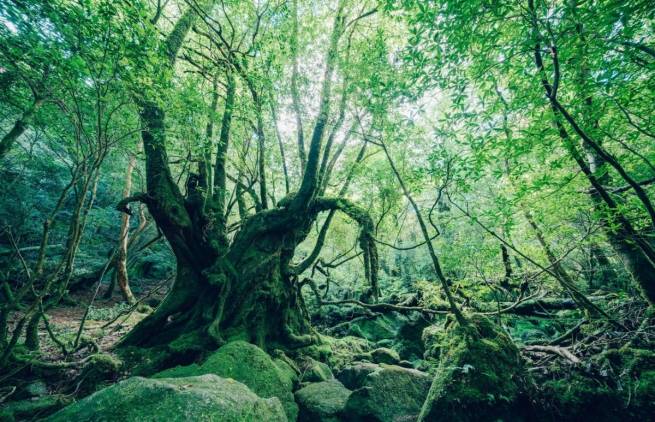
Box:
154;341;298;421
299;357;334;383
295;379;352;422
44;375;286;422
370;347;401;365
344;364;432;422
418;316;530;422
337;361;380;390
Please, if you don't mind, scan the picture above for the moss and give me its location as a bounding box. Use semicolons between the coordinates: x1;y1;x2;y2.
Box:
597;346;655;419
274;357;300;387
0;395;70;421
539;374;620;421
309;335;370;370
344;364;432;422
117;345;170;376
368;347;401;365
299;356;333;383
418;315;531;422
346;314;401;342
44;375;286;421
295;380;352;422
167;330;211;355
154;341;298;421
77;353;123;395
633;370;655;416
336;361;381;390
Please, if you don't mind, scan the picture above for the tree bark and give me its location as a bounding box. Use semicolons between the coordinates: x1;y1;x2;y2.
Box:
116;151;138;305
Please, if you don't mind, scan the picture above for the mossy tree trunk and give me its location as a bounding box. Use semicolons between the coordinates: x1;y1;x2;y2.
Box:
118;0;377;358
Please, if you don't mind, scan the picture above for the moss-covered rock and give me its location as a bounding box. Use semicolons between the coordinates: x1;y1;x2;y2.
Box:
273;351;301;388
295;379;352;422
154;340;298;421
299;356;334;383
44;375;286;422
343;364;432;422
336;361;380;390
297;335;371;371
345;314;406;342
370;347;401;365
418;316;530;422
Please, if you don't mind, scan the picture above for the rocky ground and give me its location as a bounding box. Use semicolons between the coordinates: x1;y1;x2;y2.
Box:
1;294;654;421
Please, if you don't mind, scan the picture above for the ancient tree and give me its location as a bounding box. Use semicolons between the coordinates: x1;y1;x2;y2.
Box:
117;2;378;363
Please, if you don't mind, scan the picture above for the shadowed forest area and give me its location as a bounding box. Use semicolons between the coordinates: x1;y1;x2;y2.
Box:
0;0;654;420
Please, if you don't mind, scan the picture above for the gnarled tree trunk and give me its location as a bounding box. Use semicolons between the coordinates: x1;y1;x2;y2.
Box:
116;1;377;369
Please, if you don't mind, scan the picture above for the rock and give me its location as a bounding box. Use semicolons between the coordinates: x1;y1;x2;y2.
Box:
343;364;432;422
345;313;406;342
295;379;352;422
155;341;298;421
375;339;394;348
395;315;430;361
337;361;380;390
299;357;333;383
274;358;300;388
418;316;530;422
370;347;401;365
421;323;444;361
296;335;372;371
44;375;286;422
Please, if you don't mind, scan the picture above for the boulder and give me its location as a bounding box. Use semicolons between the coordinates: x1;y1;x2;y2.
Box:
337;361;380;390
295;379;352;422
44;375;286;422
418;316;530;422
155;341;298;421
345;313;406;342
343;364;432;422
370;347;401;365
299;356;334;383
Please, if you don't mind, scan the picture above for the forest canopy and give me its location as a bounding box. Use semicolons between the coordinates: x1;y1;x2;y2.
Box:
0;0;654;421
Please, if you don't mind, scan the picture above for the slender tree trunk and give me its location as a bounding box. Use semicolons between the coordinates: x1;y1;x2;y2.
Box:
500;243;513;290
291;0;306;174
270;98;290;194
380;141;467;326
116;152;138;304
527;0;655;304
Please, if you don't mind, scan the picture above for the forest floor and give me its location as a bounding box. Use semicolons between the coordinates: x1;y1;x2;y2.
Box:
33;279;169;364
